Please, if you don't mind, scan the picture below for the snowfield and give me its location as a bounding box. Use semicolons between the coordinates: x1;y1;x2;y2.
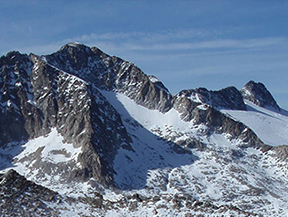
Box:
1;91;288;216
2;43;288;216
101;91;288;216
222;100;288;146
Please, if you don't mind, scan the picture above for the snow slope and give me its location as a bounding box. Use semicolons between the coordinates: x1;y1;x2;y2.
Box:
0;128;86;196
1;90;288;216
3;43;288;216
222;100;288;146
101;91;288;216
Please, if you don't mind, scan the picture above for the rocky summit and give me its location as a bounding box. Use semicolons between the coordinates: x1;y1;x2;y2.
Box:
240;80;280;111
1;42;288;216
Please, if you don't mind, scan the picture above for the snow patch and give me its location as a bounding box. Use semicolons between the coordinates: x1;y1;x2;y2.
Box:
222;100;288;146
14;128;81;166
148;75;160;83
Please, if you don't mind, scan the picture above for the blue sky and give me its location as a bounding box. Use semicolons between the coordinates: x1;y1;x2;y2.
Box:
1;0;288;109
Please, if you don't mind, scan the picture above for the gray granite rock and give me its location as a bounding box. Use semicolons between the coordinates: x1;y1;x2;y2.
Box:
241;80;280;111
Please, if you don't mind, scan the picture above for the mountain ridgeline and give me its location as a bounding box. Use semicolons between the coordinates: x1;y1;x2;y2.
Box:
2;42;288;216
0;43;281;187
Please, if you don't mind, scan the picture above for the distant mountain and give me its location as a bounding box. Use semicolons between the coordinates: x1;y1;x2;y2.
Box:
0;42;288;216
241;80;280;111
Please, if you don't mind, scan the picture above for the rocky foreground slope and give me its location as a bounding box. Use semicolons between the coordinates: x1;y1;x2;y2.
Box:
0;42;288;216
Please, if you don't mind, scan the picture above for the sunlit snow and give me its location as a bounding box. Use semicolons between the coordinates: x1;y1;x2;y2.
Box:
222;100;288;146
99;91;288;216
1;89;288;216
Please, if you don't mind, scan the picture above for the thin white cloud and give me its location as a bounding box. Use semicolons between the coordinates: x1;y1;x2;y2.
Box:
4;28;287;57
13;36;287;57
1;29;288;109
119;37;288;51
70;31;288;54
73;29;213;42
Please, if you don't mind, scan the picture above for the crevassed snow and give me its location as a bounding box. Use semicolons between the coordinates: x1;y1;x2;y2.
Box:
222;100;288;146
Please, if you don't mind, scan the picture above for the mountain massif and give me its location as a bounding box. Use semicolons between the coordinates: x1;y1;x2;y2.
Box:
0;42;288;216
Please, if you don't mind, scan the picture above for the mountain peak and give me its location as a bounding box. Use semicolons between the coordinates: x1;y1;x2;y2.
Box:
176;85;246;111
1;43;288;216
58;42;93;54
240;80;280;111
61;42;87;49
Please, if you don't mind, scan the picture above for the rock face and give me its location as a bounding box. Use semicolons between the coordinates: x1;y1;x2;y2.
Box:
43;42;173;113
175;86;246;111
0;169;61;216
172;86;264;149
241;80;280;110
0;43;275;187
173;86;246;123
0;44;173;188
173;100;263;148
0;170;258;216
0;49;132;186
0;51;32;145
1;42;287;216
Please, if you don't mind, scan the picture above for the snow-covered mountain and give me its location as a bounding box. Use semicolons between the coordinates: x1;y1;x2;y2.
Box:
1;42;288;216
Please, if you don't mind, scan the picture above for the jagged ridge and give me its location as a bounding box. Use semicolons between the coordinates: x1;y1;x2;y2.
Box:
0;43;282;186
0;42;288;216
241;80;280;111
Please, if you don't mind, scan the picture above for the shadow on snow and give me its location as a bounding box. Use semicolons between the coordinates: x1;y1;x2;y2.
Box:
102;91;199;191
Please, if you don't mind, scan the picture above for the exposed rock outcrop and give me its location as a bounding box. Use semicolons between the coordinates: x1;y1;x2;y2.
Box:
173;87;263;149
175;86;246;111
0;51;132;186
0;42;287;216
0;169;61;216
43;42;173;112
241;80;280;111
0;170;257;216
0;43;282;190
0;51;32;145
